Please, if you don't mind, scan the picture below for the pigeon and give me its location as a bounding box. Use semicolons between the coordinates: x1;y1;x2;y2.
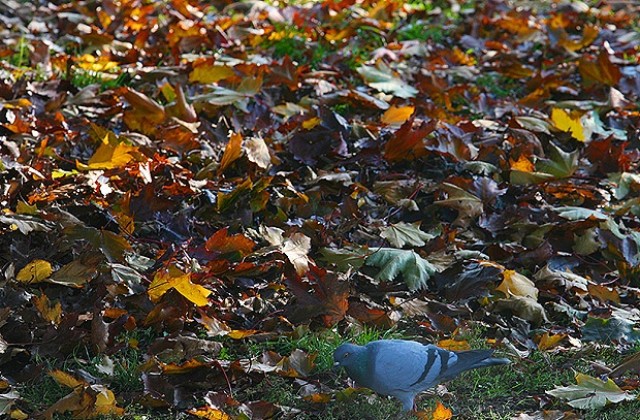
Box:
333;339;510;411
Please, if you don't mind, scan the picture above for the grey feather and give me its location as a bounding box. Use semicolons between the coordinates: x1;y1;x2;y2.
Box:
333;339;510;411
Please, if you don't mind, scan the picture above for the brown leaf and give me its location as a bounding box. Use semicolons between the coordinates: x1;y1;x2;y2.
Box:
579;51;622;87
383;117;436;162
285;266;349;327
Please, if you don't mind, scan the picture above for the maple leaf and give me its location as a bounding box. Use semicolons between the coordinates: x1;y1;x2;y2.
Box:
547;372;637;409
365;248;437;291
380;222;436;248
357;62;418;98
285;266;349;326
148;266;211;307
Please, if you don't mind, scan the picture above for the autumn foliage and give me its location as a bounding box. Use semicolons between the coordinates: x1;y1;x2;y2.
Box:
1;0;640;418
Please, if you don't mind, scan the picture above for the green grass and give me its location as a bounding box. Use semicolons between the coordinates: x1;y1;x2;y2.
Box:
397;21;449;43
475;73;520;99
17;326;640;419
71;70;132;91
18;329;153;417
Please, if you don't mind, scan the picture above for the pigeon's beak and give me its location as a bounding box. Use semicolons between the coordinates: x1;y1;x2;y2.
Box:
332;361;341;371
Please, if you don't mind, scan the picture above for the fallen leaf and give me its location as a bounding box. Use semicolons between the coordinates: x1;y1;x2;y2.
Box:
16;259;53;283
546;372;637;409
365;248;437;291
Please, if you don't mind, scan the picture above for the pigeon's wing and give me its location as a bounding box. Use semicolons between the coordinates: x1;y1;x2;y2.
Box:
367;340;458;394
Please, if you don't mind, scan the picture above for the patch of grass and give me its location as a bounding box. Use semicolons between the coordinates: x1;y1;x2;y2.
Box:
331;103;351;116
71;70;131;91
7;37;30;68
444;343;640;418
475;73;521;99
397;21;449;43
584;399;640;420
19;328;155;415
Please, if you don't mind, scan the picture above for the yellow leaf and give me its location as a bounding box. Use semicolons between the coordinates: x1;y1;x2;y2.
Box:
496;270;538;299
76;54;119;72
16;259;53;283
1;98;32;109
509;155;535;172
551;108;585;141
218;132;243;175
537;332;566;350
16;200;38;215
94;388;122;416
148;266;211;306
437;339;471;351
302;117;320;129
10;408;30;420
49;370;84;388
381;105;415;125
303;393;332;403
190;64;235;84
33;294;62;324
187;407;233;420
78;135;139;170
587;283;620;304
228;329;258;339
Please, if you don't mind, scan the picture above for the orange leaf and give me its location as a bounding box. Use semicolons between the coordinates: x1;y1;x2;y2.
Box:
33;294;62;325
437;339;471;351
189;61;235;84
383;117;436;162
205;227;255;256
188;407;233;420
228;329;258;339
218;132;243;175
303;393;332;403
416;401;453;420
510;155;535;172
381;105;415;125
537;332;566;351
49;370;84;389
162;359;209;374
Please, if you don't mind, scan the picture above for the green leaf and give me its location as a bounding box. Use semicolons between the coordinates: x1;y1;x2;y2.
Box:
582;316;640;343
365;248;436;291
509;170;555;185
536;142;579;178
380;222;436;248
546;372;637;409
515;116;552;134
611;172;640;200
555;206;608;221
357;63;418;99
319;247;367;271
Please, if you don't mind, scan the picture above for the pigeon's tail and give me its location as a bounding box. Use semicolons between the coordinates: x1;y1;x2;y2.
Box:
441;349;510;381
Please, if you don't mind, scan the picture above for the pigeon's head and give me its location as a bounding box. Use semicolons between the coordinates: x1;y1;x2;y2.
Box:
333;343;364;370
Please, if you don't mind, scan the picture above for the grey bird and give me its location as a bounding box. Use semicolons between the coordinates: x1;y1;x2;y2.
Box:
333;339;510;411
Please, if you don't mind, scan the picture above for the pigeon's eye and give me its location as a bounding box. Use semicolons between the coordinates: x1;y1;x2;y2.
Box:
343;352;350;359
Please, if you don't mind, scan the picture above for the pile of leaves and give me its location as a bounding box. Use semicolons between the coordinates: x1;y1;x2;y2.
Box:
1;0;640;418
